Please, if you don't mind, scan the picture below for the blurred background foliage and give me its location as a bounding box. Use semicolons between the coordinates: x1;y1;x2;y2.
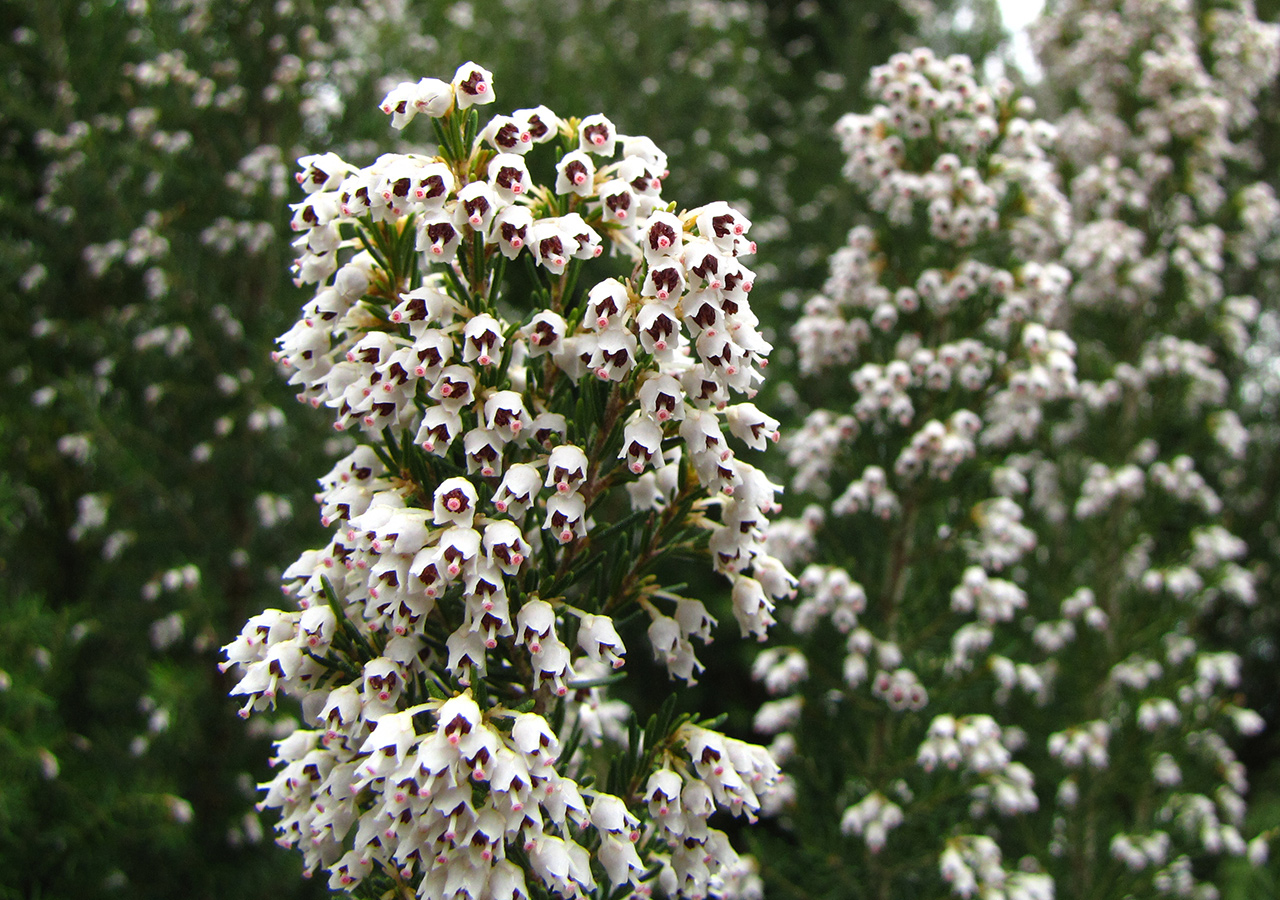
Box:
1;0;1274;898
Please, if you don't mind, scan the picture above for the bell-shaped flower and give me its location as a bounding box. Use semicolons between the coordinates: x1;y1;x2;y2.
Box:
525;311;566;357
296;152;351;194
577;114;617;156
439;525;481;579
489;152;532;202
298;605;337;652
485;390;531;442
726;403;781;451
555;150;596;197
415;406;463;455
584;279;629;331
514;105;560;143
433;476;479;527
484;520;531;575
408;160;454;210
361;656;404;719
641;211;684;263
464;428;504;478
558;213;603;260
492;205;533;259
289;191;342;232
578;614;626;668
462;313;504;367
380;77;452;128
452;62;495;110
530;412;567;449
641;261;686;303
454;181;500;233
446;625;488;682
639;374;686;423
683;239;729;291
546;445;589;493
620;416;664;474
545;492;587;544
493;463;542;517
597;179;634;224
391;282;457;329
731;575;775;641
529;219;571;274
427;365;476;413
358;707;421;772
590;327;638;382
482;114;533;154
407;330;453;380
532;638;573;697
694;201;752;254
417;212;462;259
515;599;557;654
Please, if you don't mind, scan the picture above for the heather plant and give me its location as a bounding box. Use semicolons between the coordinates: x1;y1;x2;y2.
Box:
759;49;1075;898
753;21;1279;897
0;1;828;895
219;63;797;900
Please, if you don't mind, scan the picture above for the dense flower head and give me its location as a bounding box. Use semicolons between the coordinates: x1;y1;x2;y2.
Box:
226;63;793;900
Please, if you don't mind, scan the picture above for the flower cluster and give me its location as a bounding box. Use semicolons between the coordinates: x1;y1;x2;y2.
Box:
223;63;793;900
754;7;1280;896
761;50;1074;891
